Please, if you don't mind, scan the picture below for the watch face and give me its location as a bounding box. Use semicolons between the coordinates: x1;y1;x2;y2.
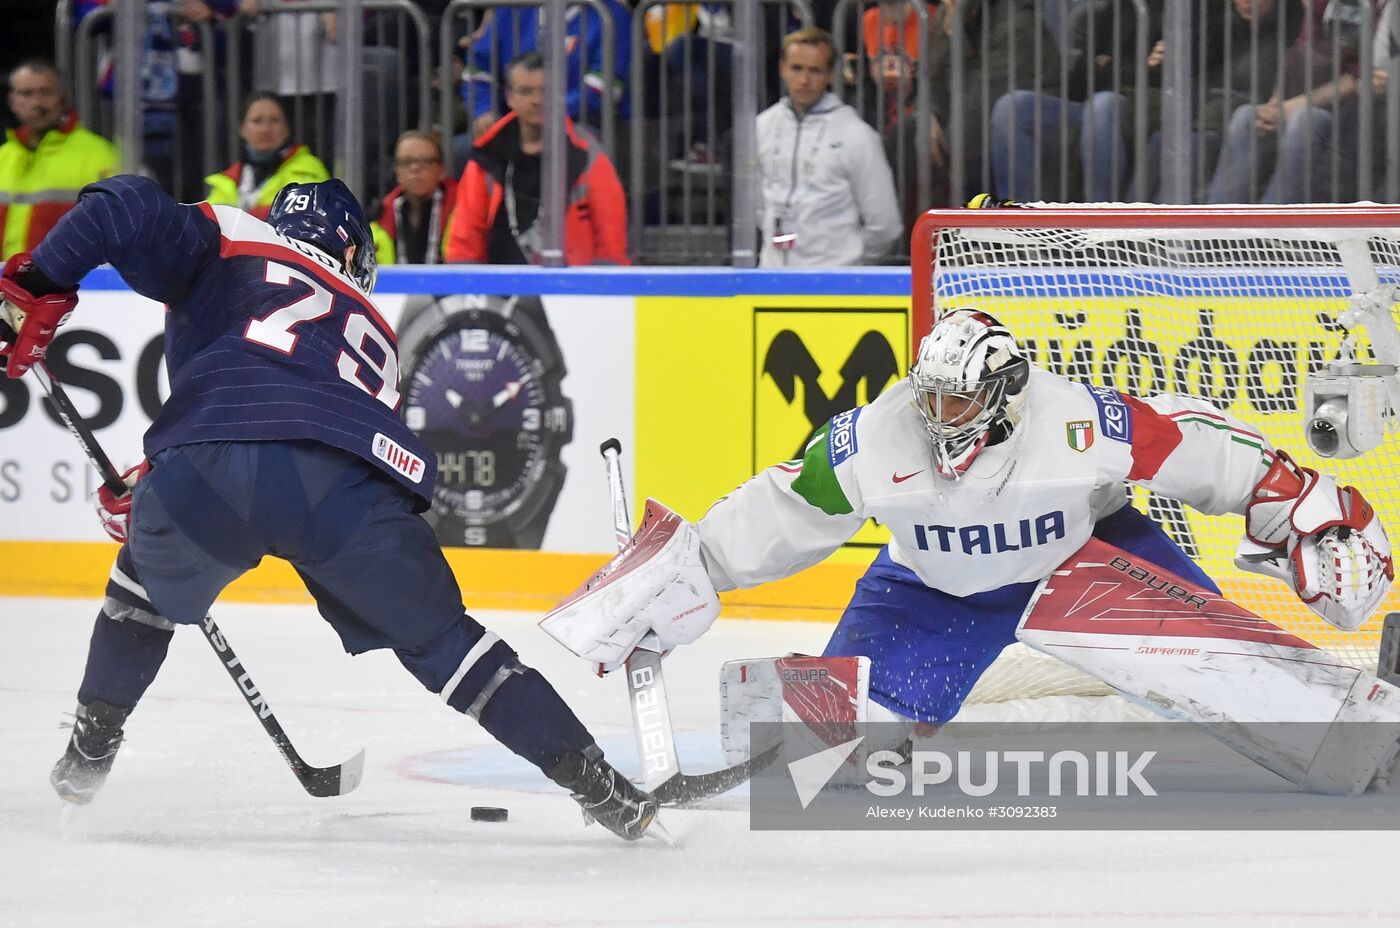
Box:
402;308;569;529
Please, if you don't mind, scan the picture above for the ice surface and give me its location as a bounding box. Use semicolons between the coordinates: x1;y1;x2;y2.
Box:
2;597;1396;927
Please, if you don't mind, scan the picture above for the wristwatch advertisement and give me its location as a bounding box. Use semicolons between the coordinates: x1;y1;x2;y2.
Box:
396;294;574;549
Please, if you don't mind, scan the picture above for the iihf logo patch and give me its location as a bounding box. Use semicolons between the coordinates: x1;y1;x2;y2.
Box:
1066;420;1094;452
372;432;425;483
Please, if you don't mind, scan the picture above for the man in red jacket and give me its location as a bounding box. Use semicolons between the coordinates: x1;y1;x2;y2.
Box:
445;52;628;266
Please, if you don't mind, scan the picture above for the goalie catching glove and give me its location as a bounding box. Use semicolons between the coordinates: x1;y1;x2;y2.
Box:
0;253;78;379
540;499;720;673
1235;450;1394;630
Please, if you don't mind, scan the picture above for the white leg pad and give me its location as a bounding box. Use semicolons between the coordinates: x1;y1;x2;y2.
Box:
719;655;871;767
1018;537;1400;795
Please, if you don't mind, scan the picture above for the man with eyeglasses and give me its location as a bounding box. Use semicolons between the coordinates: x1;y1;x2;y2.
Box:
445;52;628;266
373;131;457;265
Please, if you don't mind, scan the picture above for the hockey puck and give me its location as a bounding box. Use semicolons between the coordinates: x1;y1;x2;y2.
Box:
471;806;509;823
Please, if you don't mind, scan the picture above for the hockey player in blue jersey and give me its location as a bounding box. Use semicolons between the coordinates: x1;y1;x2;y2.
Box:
0;174;658;840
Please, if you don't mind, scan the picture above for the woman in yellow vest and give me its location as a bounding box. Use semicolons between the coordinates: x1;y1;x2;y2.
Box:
204;93;329;219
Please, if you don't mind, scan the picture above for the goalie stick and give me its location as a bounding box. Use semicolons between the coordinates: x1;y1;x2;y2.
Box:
21;353;364;798
600;438;776;806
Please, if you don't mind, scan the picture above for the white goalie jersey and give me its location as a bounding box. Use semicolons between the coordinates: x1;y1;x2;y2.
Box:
697;368;1274;596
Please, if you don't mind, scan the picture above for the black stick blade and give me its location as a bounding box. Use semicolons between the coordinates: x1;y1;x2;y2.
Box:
295;749;366;798
650;743;781;807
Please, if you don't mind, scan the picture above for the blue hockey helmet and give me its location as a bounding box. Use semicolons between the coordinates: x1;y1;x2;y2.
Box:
267;179;378;294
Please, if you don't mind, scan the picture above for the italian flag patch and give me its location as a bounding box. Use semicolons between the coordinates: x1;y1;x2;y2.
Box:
1066;420;1094;452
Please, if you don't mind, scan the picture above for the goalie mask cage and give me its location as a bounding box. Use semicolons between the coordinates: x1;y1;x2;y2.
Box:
912;205;1400;706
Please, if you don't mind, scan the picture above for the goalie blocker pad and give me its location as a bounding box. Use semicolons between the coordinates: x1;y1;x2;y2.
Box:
1019;537;1400;795
539;499;720;672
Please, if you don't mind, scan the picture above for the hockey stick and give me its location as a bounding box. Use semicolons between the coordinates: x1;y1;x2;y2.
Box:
17;349;364;797
600;439;777;806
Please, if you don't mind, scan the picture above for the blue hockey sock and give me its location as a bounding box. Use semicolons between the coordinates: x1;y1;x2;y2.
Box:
76;608;175;710
397;615;593;773
473;668;594;773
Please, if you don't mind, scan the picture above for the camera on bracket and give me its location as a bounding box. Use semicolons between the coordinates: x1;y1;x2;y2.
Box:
1304;362;1397;458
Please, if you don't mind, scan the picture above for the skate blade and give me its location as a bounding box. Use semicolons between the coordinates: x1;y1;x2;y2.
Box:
58;801;80;837
52;777;96;806
645;816;679;848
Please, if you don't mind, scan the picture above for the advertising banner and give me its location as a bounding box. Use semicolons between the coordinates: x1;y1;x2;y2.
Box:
635;294;910;559
0;291;635;554
0;292;166;542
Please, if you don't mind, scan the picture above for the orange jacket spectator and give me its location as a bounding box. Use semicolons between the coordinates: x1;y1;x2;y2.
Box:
862;1;935;64
445;112;628;265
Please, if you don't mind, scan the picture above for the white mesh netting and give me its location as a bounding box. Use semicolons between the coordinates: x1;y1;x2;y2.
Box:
928;207;1400;706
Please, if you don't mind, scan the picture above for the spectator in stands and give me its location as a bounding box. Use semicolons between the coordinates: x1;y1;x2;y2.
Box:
446;53;628;266
1;59;117;260
204;92;330;219
76;0;237;201
459;1;633;139
654;4;735;174
1145;0;1305;199
249;0;400;199
373;131;457;265
929;0;1063;201
757;27;901;267
1207;0;1397;203
989;2;1158;201
990;0;1302;202
849;0;941;226
250;0;338;166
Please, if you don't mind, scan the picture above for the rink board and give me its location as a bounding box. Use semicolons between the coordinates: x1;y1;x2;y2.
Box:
0;266;905;620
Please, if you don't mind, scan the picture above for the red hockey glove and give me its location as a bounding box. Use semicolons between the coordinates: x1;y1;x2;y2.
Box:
95;460;151;544
0;253;79;379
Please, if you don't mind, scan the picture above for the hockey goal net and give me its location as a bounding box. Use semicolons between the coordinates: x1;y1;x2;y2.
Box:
912;205;1400;706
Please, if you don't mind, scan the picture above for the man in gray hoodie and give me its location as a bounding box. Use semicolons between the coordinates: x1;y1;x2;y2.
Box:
757;27;902;267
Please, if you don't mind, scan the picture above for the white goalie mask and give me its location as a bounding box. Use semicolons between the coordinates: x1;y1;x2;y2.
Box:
909;309;1030;478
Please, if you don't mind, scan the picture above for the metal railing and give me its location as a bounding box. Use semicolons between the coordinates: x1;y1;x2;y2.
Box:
41;0;1400;267
438;0;620;178
72;3;219;198
628;0;814;265
831;0;933;218
224;0;431;201
951;0;1151;204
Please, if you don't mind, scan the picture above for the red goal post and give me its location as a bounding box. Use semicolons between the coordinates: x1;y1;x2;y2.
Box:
911;203;1400;698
